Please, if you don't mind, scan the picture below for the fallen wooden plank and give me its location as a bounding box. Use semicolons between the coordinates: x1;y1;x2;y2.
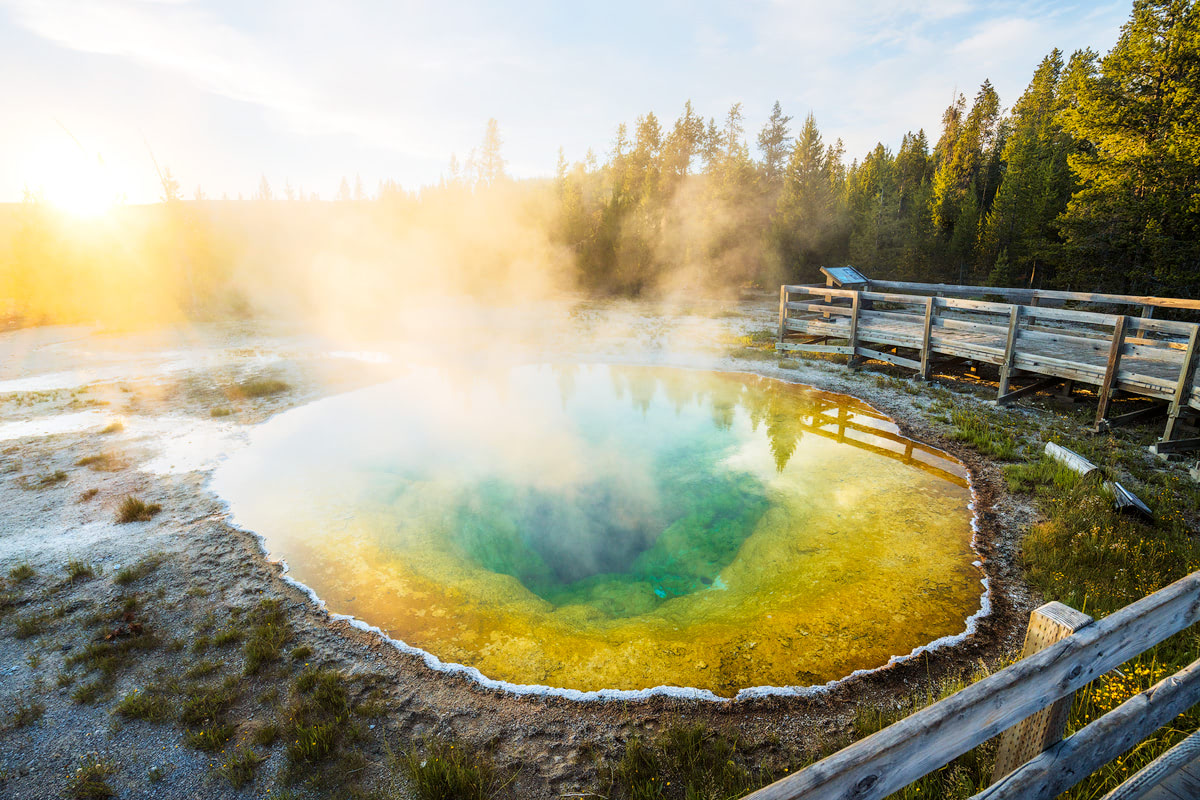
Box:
1044;442;1153;518
1099;404;1169;429
1150;438;1200;455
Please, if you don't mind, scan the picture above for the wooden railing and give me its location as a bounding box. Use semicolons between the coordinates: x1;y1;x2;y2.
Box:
865;280;1200;318
778;285;1200;447
742;571;1200;800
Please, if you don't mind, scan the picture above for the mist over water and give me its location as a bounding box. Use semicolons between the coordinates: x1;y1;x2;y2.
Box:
212;365;980;696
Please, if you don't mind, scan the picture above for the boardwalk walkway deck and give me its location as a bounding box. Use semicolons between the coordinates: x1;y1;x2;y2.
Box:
777;278;1200;449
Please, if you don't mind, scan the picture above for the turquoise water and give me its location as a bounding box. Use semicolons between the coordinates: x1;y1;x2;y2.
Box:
212;364;980;696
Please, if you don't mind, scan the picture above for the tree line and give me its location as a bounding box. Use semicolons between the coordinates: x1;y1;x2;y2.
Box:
2;0;1197;329
538;0;1198;297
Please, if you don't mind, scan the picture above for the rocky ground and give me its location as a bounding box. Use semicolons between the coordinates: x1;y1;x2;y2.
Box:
0;297;1040;799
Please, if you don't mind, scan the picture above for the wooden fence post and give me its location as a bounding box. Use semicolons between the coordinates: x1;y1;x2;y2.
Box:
778;286;788;345
1095;315;1128;431
991;602;1094;783
847;291;861;367
920;297;936;380
997;305;1022;401
1163;325;1199;443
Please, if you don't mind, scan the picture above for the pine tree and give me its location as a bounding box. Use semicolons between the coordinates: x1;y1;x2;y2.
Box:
757;101;793;187
1058;0;1200;295
477;118;506;186
256;175;273;201
773;113;843;280
336;177;352;202
981;49;1077;287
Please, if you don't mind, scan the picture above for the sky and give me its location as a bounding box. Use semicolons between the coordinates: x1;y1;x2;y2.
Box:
0;0;1131;204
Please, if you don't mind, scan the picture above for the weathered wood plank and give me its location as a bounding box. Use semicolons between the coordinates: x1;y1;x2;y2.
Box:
920;298;935;379
742;571;1200;800
997;306;1022;400
1150;437;1200;455
996;377;1063;405
991;603;1094;781
855;347;921;371
867;280;1200;313
778;286;787;343
974;656;1200;800
1164;326;1200;442
847;293;862;367
775;343;853;355
786;302;854;316
1096;316;1129;429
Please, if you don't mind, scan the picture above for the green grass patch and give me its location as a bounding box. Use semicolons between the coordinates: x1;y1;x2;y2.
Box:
113;553;164;585
244;598;290;675
185;722;236;752
67;758;116;799
232;378;290;399
8;562;35;582
210;406;234;418
31;469;68;488
115;689;171;722
180;684;237;727
75;452;125;471
948;407;1019;460
72;680;106;704
67;559;95;581
184;659;221;680
116;496;161;523
253;722;280;747
220;746;265;788
404;738;498;800
14;612;45;638
9;699;45;728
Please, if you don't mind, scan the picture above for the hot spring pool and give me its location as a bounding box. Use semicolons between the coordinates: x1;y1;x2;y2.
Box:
211;364;983;698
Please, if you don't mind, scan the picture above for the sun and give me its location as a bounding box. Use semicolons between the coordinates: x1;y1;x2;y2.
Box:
25;140;120;218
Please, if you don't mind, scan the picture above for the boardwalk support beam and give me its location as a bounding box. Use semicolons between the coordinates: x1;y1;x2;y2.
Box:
1163;325;1200;443
997;305;1022;401
919;297;936;380
996;377;1062;406
1094;315;1128;431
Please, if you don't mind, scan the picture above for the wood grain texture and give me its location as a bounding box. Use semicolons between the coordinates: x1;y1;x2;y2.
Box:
975;656;1200;800
991;603;1094;781
740;572;1200;800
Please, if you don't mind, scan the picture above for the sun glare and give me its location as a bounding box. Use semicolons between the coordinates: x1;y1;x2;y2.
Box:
26;141;120;218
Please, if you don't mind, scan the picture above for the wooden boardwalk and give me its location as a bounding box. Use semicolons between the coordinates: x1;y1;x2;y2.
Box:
777;279;1200;449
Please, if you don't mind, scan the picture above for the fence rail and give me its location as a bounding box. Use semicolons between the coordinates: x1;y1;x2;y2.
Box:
741;571;1200;800
777;284;1200;448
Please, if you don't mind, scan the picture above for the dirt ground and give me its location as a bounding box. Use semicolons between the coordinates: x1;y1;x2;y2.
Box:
0;297;1038;799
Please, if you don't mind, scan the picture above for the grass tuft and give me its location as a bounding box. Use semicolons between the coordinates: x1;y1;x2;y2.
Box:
67;759;116;799
221;746;265;788
67;560;95;581
99;420;124;434
8;562;36;582
113;554;164;586
10;699;45;728
14;612;46;638
948;407;1019;460
115;689;171;722
232;378;290;399
116;496;161;524
403;739;496;800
